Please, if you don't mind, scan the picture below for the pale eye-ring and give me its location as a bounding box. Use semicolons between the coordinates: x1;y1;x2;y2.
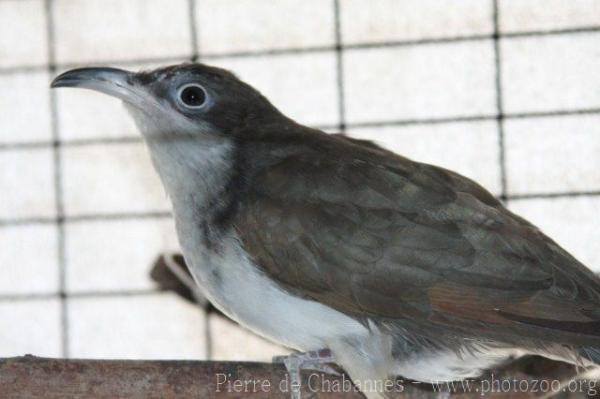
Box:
177;83;207;109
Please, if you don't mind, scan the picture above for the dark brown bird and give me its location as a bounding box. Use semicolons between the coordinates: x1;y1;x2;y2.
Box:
51;63;600;398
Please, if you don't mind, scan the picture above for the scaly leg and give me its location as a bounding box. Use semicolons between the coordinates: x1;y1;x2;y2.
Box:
273;349;340;399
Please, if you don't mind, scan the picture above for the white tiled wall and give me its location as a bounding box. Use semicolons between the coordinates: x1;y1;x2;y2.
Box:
340;0;493;43
498;0;600;33
0;225;58;295
501;33;600;113
0;0;599;364
505;114;600;195
68;293;206;359
0;71;52;144
0;0;47;68
65;219;178;293
61;143;170;216
343;41;496;123
218;52;339;127
0;299;62;357
56;89;139;142
195;0;335;54
53;0;193;64
0;148;56;220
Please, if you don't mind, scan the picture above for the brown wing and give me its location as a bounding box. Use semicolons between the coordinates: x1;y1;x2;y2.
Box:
235;133;600;346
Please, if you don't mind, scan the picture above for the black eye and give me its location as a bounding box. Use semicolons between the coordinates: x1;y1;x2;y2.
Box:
178;84;207;108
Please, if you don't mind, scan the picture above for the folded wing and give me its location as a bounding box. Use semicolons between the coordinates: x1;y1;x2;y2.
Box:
235;134;600;347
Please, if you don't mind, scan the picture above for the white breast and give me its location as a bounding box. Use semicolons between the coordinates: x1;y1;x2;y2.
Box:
179;229;369;351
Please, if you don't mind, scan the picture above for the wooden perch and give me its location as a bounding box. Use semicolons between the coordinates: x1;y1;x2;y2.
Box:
0;355;594;398
0;356;365;398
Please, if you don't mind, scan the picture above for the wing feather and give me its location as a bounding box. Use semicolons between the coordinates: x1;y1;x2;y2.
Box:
235;133;600;345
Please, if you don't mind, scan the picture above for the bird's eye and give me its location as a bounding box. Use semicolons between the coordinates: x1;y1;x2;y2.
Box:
177;84;207;109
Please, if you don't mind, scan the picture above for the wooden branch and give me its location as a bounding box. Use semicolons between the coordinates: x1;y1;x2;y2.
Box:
151;254;198;305
0;355;593;399
0;356;362;398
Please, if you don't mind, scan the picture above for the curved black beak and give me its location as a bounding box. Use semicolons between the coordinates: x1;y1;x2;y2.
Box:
51;67;138;103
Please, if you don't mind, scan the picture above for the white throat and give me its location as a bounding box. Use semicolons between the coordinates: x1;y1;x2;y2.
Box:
124;103;234;214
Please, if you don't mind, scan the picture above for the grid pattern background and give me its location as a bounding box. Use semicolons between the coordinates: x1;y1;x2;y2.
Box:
1;0;599;362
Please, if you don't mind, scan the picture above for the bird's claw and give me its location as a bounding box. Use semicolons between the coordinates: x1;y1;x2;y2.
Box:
273;349;340;399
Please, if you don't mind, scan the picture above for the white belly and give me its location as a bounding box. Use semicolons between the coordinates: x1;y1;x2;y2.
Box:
180;230;369;351
396;347;516;382
174;221;519;387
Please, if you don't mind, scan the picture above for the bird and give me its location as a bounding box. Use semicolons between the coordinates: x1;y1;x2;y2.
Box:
51;63;600;398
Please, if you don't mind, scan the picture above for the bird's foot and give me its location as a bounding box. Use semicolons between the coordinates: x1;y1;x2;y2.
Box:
273;349;340;399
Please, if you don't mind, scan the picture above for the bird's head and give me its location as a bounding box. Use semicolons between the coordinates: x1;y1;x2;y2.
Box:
51;63;289;200
51;63;286;141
